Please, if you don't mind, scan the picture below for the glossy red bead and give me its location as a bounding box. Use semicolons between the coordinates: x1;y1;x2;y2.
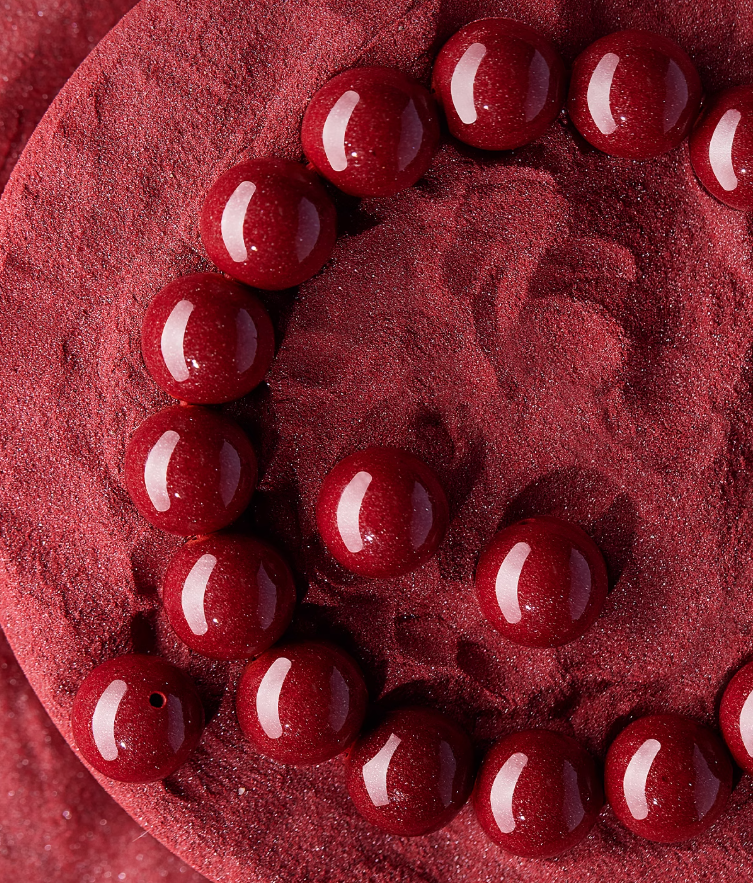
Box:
236;640;368;765
72;654;204;783
719;662;753;773
475;516;608;647
301;67;439;197
141;273;275;404
605;714;733;842
124;405;256;536
690;85;753;211
316;446;449;578
432;18;566;150
568;30;702;159
162;534;296;661
200;158;337;290
473;730;603;857
345;706;475;836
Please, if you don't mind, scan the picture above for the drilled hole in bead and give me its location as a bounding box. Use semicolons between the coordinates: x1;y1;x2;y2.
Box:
149;692;167;708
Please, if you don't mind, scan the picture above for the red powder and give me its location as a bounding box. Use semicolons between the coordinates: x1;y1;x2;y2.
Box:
0;0;138;193
0;1;751;882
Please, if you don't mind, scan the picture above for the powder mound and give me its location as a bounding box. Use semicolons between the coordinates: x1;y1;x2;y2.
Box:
0;1;751;882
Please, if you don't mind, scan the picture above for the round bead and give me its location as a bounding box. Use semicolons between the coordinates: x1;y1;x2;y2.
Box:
473;730;603;857
236;640;368;765
431;18;566;150
316;446;449;578
162;534;296;660
124;405;256;536
72;654;204;783
301;66;440;197
689;85;753;211
345;706;475;836
475;516;608;647
604;714;733;842
719;662;753;773
567;29;702;159
200;158;337;290
141;273;275;404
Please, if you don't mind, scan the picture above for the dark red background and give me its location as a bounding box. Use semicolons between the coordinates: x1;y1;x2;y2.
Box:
0;0;751;881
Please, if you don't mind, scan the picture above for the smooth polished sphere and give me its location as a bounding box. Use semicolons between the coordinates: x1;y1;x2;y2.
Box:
162;534;296;660
141;273;275;404
124;405;257;536
475;516;608;647
301;66;440;197
568;29;702;158
72;654;204;783
345;706;475;836
236;640;368;765
604;714;733;842
473;730;603;857
432;18;566;150
200;158;337;290
689;85;753;211
719;662;753;773
316;446;449;578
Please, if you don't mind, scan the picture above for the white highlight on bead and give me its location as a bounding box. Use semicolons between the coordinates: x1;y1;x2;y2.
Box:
587;52;620;135
181;553;217;636
397;99;423;171
362;732;402;807
92;679;128;762
410;481;433;550
144;430;180;512
740;688;753;758
438;740;457;808
323;90;360;171
490;751;528;833
166;693;185;752
295;198;321;262
709;109;742;192
236;308;258;374
525;50;550;122
257;562;277;630
662;59;689;133
495;541;531;624
219;441;241;507
256;656;292;739
329;667;350;733
451;42;487;124
569;548;592;621
623;738;661;820
693;744;720;818
221;181;256;263
336;470;372;553
161;299;194;383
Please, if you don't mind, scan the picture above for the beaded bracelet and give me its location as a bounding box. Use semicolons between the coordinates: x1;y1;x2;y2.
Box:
70;18;752;860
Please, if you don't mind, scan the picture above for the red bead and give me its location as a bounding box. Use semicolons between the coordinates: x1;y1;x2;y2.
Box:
475;517;608;647
604;714;733;843
689;86;753;211
200;158;337;290
568;30;702;159
236;640;368;765
162;534;296;661
301;67;439;197
316;446;449;578
124;405;256;536
473;730;603;857
141;273;275;404
719;662;753;773
432;18;566;150
72;654;204;783
345;707;474;836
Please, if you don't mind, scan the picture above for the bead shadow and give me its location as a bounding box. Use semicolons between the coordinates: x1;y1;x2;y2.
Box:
502;467;639;590
375;677;482;740
292;600;390;697
129;529;180;596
